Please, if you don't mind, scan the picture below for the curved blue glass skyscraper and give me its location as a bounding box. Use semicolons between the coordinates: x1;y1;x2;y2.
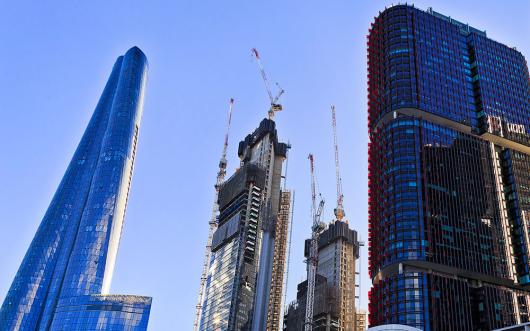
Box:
0;46;151;331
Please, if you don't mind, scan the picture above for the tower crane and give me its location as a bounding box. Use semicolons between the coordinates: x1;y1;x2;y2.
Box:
305;154;325;331
331;105;346;222
193;98;235;331
251;48;284;119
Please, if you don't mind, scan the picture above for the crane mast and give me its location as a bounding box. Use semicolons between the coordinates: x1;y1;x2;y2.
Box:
193;98;234;331
305;154;325;331
331;105;345;221
251;48;284;119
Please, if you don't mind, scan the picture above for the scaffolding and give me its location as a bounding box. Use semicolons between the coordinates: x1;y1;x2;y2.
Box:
267;190;292;331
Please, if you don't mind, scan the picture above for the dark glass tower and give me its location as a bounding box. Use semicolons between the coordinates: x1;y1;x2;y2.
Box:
0;47;151;331
367;5;530;330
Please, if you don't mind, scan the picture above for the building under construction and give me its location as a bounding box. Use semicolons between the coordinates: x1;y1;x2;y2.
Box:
284;221;360;331
284;106;362;331
195;49;293;331
198;118;292;331
284;274;340;331
355;310;366;331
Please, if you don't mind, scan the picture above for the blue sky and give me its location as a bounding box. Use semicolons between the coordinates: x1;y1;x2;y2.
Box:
0;1;529;329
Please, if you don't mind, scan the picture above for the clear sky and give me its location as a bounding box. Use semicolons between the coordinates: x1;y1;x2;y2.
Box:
0;1;529;329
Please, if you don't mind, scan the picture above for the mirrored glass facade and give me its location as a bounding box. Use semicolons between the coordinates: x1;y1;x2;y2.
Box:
0;46;151;331
50;295;151;331
368;5;530;330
